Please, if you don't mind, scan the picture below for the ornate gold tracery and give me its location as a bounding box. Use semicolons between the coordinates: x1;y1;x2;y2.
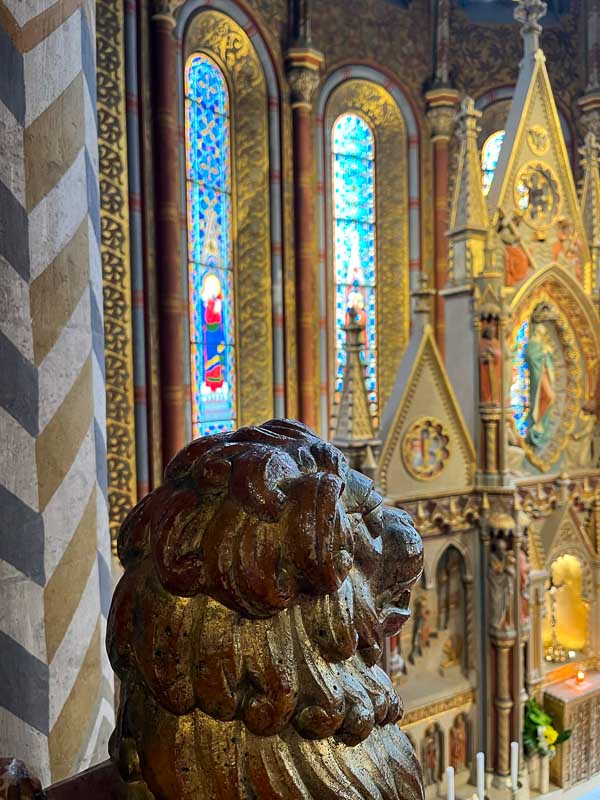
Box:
184;10;274;427
97;0;137;550
324;79;410;417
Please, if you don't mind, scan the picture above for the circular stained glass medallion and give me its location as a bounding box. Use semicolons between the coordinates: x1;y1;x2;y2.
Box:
402;417;450;480
514;161;560;230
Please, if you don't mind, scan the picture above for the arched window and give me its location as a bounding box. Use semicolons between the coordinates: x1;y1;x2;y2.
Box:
332;113;378;421
481;129;505;197
185;53;236;438
318;73;412;436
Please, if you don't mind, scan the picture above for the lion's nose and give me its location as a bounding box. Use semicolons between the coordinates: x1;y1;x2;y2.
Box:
378;507;423;593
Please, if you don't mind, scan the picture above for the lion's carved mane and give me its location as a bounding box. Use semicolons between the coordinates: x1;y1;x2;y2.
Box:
107;420;424;800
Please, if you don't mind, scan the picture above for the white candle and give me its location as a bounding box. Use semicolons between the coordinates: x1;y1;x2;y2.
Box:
446;766;455;800
476;751;485;800
511;741;519;791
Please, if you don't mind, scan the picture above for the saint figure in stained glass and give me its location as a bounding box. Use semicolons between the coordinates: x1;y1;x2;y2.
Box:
332;112;378;421
185;53;236;438
481;130;505;196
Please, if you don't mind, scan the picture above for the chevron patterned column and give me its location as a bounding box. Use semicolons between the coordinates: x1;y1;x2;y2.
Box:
0;0;114;785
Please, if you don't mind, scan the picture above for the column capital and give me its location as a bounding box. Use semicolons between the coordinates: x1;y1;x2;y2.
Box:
425;87;460;142
150;0;180;27
285;46;324;109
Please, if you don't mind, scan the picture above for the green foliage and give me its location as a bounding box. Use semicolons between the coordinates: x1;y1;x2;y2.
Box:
523;698;572;758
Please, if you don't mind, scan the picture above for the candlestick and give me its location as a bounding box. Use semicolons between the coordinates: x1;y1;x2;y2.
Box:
511;741;519;791
476;751;485;800
446;766;455;800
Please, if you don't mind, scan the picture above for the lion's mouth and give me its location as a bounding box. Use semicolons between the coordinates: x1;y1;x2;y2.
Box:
378;572;422;638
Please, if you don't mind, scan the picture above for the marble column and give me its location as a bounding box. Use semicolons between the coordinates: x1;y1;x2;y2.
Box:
286;44;323;429
487;512;518;787
152;0;186;465
0;0;114;783
425;88;459;360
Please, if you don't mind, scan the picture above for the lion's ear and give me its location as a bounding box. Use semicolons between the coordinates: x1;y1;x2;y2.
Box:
229;446;300;521
152;488;214;597
286;473;354;595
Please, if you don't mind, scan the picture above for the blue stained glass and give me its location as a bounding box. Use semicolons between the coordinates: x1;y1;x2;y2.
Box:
185;55;228;115
333;154;375;222
186;183;231;268
334;219;376;285
332;111;378;420
333;114;375;159
185;53;236;436
193;420;236;439
510;320;530;437
185;100;230;189
481;130;505;197
191;341;236;425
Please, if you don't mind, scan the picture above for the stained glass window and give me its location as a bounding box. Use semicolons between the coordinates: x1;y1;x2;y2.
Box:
332;113;378;421
185;53;236;439
481;130;505;197
510;319;530;437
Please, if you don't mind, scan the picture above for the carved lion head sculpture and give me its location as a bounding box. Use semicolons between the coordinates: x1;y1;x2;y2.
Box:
107;420;424;800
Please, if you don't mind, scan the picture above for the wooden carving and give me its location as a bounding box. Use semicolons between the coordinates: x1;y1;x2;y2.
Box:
0;759;43;799
106;419;424;799
3;420;424;799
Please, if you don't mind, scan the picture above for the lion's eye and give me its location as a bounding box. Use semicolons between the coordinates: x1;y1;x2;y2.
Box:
344;469;381;515
362;488;382;516
363;504;384;539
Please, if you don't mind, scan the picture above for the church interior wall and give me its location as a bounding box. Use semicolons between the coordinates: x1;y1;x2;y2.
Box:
3;0;600;795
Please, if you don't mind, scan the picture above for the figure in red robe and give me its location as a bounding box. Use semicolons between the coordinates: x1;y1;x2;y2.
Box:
479;326;502;404
201;273;226;391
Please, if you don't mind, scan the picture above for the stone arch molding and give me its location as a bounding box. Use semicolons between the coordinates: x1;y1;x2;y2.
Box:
178;2;285;426
315;65;421;434
431;540;474;584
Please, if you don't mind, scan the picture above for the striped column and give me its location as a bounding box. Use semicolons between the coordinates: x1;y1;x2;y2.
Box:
0;0;114;786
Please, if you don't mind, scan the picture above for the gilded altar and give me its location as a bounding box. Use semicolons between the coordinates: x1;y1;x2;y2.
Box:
544;672;600;788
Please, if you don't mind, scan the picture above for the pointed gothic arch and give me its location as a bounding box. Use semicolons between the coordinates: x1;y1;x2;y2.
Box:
177;1;288;437
511;263;600;399
315;65;421;435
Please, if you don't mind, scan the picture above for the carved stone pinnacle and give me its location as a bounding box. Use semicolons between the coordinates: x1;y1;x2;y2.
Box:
514;0;547;57
456;96;481;139
580;131;600;172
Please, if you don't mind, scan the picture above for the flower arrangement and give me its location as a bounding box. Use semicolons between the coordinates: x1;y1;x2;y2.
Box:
523;698;571;758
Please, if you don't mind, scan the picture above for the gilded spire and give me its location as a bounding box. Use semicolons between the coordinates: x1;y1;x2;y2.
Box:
448;97;489;238
514;0;547;58
331;309;380;477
